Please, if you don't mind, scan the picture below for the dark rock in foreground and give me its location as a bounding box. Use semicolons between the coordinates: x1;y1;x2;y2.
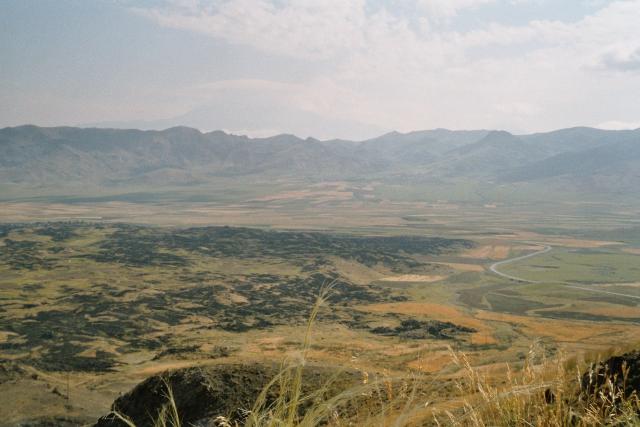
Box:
94;364;363;427
583;350;640;398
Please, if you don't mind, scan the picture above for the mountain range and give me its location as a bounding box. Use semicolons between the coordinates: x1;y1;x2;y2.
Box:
1;124;639;201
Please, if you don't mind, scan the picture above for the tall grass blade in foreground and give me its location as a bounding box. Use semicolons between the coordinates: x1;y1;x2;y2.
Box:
246;281;336;427
110;284;640;427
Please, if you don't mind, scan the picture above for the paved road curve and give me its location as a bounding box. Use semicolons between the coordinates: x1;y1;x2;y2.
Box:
489;243;640;300
489;243;552;283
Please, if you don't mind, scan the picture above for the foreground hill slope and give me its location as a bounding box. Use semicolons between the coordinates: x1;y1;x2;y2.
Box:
91;349;640;427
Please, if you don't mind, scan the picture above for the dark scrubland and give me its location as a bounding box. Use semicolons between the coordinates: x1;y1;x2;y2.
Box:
0;222;473;373
84;224;472;270
2;220;639;426
370;318;475;340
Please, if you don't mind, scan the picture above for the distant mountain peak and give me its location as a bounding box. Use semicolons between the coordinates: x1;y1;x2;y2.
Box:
485;130;514;138
2;124;639;198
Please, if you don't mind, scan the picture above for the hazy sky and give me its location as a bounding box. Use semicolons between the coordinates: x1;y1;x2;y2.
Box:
2;0;640;139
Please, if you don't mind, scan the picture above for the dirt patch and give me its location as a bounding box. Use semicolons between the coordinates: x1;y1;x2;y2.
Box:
380;343;431;357
228;293;249;304
328;256;386;285
464;245;510;260
513;244;546;252
378;275;446;283
362;302;465;319
622;247;640;255
0;331;17;343
407;353;453;373
512;232;622;248
136;361;203;378
599;282;640;288
545;238;622;248
432;262;485;272
474;310;638;344
252;190;353;202
470;332;498;346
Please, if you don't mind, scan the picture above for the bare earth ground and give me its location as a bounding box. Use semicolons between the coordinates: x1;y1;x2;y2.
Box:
1;194;639;424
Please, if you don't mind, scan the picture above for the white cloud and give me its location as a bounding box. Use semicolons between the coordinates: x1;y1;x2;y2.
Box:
416;0;497;19
597;44;640;71
134;0;372;60
132;0;640;137
596;120;640;130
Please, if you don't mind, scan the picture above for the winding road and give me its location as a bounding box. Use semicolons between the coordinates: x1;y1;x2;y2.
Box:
488;242;640;300
489;243;552;283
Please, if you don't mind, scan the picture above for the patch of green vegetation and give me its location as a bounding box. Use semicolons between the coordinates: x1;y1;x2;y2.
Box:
457;283;506;310
485;293;559;315
559;226;640;246
499;248;640;283
578;294;639;307
537;310;640;324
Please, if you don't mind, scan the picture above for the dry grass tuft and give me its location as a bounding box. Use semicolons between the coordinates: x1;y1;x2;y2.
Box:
111;289;640;427
434;341;640;426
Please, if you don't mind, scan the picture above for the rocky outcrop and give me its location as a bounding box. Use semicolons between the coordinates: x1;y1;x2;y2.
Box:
94;364;363;427
583;350;640;398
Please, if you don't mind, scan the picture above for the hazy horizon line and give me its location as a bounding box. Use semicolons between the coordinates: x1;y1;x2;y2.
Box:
3;122;640;144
